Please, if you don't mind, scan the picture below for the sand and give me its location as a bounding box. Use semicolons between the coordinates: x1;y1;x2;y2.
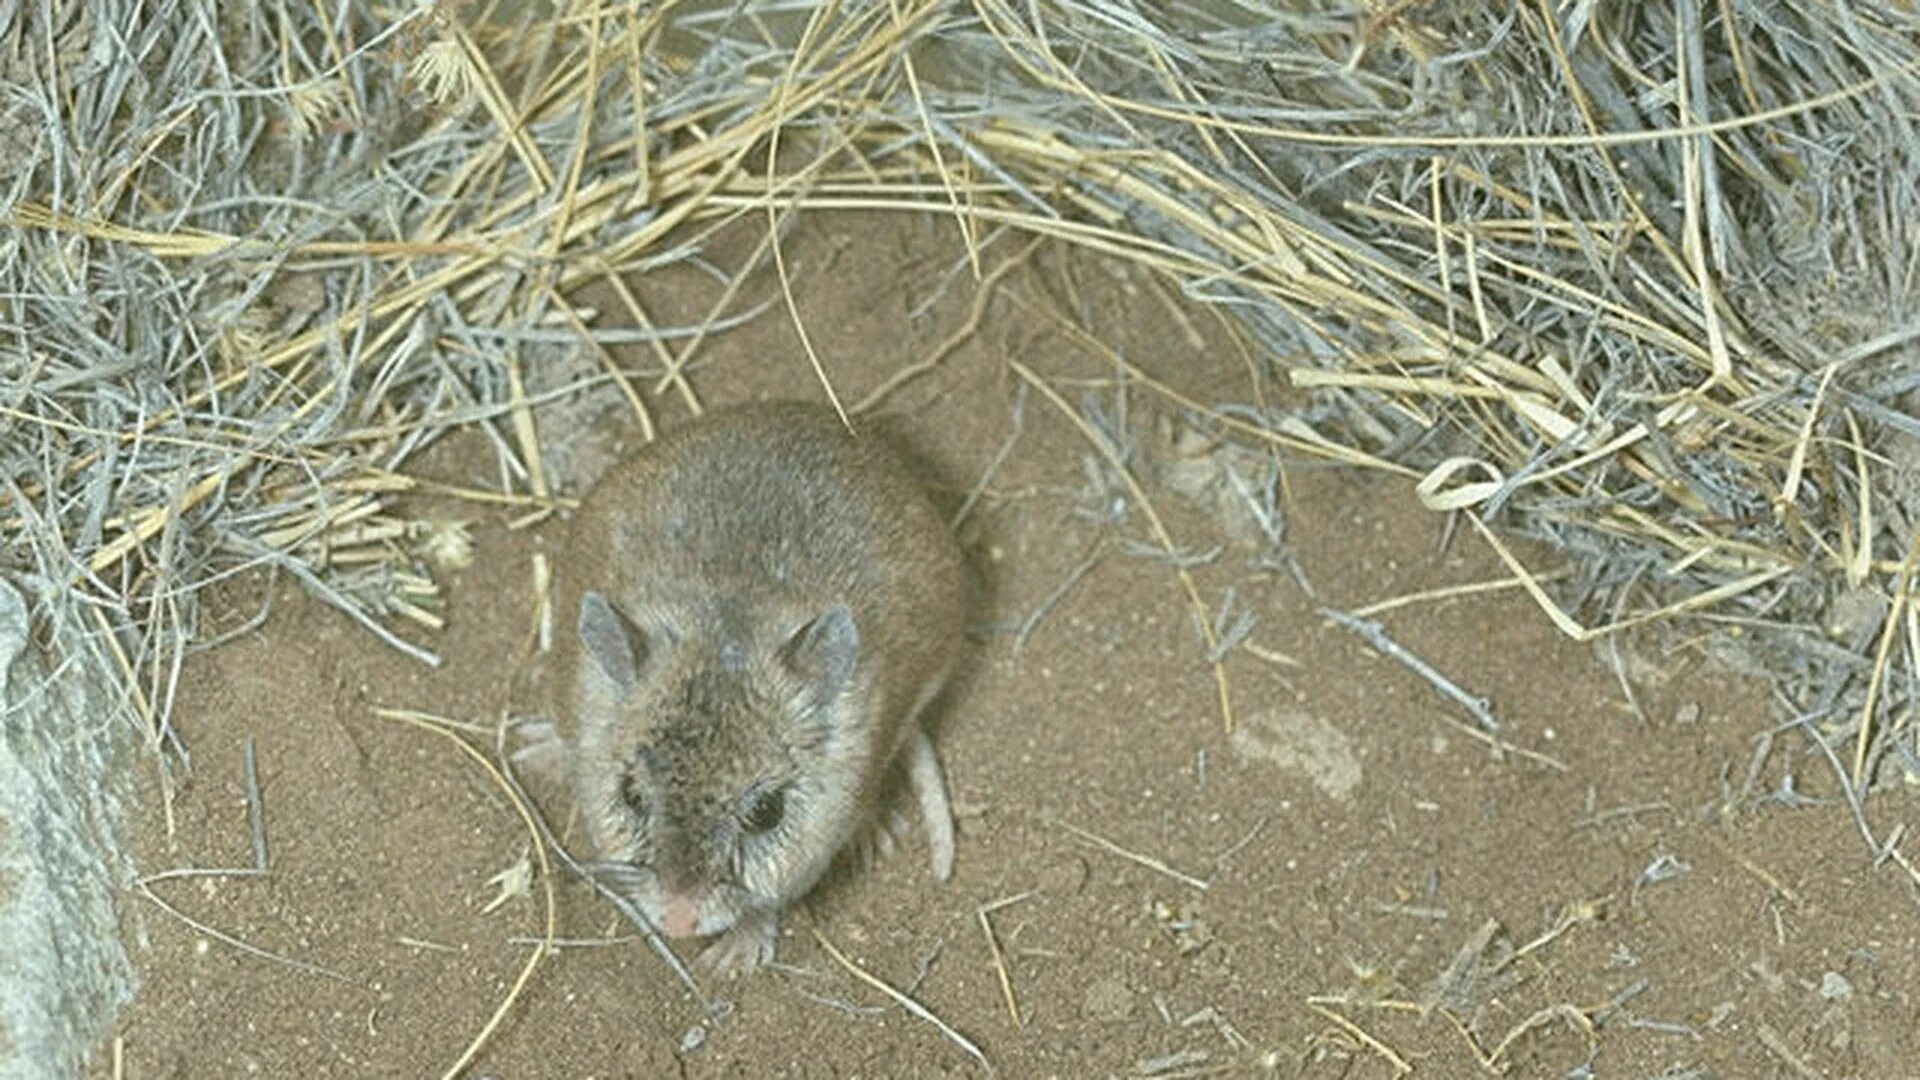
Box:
99;212;1919;1078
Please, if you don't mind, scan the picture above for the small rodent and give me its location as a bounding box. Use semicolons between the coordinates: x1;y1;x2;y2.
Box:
554;400;966;976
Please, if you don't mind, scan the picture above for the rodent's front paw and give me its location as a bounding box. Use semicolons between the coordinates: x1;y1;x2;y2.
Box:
849;807;913;872
694;909;779;978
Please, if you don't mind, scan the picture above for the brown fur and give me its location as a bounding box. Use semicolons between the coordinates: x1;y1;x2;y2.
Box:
552;401;965;975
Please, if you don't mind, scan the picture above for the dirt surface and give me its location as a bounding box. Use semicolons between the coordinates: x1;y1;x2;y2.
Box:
99;213;1920;1078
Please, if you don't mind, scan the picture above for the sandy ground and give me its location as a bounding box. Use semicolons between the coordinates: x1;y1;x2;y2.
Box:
97;213;1920;1078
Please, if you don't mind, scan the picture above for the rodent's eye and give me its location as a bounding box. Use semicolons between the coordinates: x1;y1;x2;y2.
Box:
620;772;649;816
741;785;787;836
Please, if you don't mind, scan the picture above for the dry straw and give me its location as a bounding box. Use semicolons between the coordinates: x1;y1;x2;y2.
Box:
5;0;1920;1057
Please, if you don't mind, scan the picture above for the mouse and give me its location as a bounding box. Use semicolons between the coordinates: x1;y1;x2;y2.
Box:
552;400;966;976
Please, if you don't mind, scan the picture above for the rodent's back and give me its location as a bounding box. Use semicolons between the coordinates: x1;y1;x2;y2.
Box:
565;402;964;713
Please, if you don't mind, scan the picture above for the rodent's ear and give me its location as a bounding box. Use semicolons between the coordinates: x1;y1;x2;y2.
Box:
579;591;646;695
779;605;859;706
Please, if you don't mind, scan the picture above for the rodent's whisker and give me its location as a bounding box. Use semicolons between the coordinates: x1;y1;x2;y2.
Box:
582;859;648;893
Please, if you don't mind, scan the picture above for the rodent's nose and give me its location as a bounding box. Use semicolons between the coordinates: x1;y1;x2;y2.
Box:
660;894;701;938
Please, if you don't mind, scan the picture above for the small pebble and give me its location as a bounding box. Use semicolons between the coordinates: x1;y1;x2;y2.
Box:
1082;976;1136;1022
1037;854;1091;896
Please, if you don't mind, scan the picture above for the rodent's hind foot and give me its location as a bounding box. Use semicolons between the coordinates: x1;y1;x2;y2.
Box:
694;909;779;978
506;719;569;785
905;727;956;882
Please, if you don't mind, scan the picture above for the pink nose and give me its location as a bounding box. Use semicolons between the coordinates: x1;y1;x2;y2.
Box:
660;894;700;939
